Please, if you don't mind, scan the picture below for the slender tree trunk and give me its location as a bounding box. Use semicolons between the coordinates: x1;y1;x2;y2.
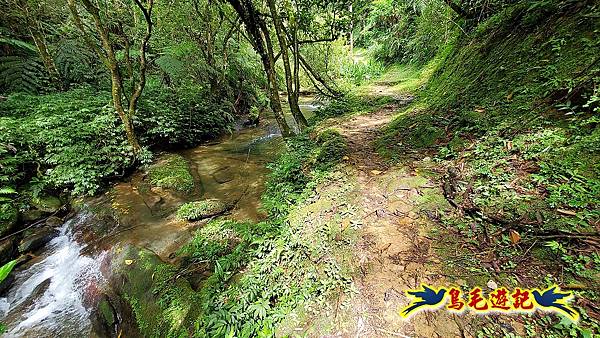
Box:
292;19;303;125
28;25;61;87
443;0;471;19
266;0;307;130
298;53;342;98
349;3;353;58
67;0;152;156
259;19;293;137
226;0;293;137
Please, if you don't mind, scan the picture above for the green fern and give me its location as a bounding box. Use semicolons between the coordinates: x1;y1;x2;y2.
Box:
0;37;37;54
54;39;103;84
0;36;48;93
0;55;48;93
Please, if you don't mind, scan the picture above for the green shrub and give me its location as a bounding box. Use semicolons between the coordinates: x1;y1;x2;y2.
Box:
137;81;233;147
0;86;134;195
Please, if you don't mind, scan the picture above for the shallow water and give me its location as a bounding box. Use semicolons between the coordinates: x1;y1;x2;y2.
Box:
0;213;107;337
0;99;318;337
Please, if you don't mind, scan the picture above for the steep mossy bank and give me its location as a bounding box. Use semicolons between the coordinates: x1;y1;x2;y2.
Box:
378;1;600;335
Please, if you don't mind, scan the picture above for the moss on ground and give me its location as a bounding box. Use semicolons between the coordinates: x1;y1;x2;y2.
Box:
147;154;194;193
176;199;228;221
315;129;348;166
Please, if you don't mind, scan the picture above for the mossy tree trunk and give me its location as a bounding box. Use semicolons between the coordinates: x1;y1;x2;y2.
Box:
67;0;154;156
226;0;293;137
267;0;307;130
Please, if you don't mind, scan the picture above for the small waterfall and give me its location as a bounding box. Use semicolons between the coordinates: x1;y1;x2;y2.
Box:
0;213;106;337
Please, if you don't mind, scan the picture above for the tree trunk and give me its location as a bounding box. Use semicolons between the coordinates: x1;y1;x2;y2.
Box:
298;53;342;98
225;0;293;137
259;19;293;137
28;25;61;87
443;0;472;19
266;0;307;130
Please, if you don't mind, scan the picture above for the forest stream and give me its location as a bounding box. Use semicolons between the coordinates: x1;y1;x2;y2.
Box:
0;99;319;337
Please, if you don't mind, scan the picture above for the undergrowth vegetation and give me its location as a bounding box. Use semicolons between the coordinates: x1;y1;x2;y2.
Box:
377;1;600;335
125;118;354;337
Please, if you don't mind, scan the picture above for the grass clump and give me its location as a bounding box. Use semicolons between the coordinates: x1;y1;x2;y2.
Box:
176;199;227;221
147;154;194;193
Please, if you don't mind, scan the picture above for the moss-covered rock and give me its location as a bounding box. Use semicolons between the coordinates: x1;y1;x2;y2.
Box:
147;154;194;193
176;199;229;221
0;238;15;265
110;247;202;337
30;194;62;213
316;129;348;165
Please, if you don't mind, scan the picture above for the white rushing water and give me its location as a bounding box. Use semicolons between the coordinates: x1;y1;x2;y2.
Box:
0;213;106;337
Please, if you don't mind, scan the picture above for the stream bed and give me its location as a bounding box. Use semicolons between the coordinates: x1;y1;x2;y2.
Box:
0;100;319;337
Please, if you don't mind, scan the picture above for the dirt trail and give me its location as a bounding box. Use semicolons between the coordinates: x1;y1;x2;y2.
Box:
327;101;470;337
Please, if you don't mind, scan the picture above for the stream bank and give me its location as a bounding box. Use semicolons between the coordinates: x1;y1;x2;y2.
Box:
0;100;320;337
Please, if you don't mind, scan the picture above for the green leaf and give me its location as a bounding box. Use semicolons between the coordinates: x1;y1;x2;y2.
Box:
0;260;17;283
0;187;17;195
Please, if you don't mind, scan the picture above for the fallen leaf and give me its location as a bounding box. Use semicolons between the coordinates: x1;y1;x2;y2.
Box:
125;259;134;265
487;280;498;290
506;92;514;101
506;140;513;151
342;156;349;161
341;218;350;231
509;229;521;244
557;209;577;216
371;170;382;175
475;108;486;113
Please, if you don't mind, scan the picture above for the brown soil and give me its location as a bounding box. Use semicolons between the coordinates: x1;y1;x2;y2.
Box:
308;102;521;337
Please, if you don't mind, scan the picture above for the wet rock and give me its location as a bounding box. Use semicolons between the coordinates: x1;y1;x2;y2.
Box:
145;194;164;211
18;227;59;254
22;209;44;222
45;216;63;227
3;278;51;324
91;294;119;337
212;167;235;184
104;246;200;337
0;238;15;265
0;273;15;295
30;195;62;213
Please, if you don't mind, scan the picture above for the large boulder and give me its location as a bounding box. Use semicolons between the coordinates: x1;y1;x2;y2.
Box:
212;167;235;184
18;227;59;254
147;154;195;193
99;246;201;337
22;209;44;222
45;216;63;228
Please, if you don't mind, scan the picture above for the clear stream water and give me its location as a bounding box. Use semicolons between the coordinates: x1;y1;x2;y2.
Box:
0;101;319;337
